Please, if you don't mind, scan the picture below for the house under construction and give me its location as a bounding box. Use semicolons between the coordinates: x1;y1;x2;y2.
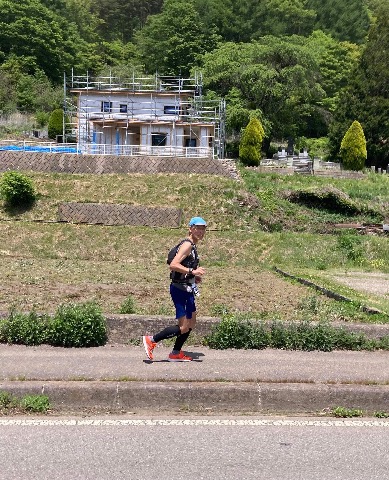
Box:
64;72;225;158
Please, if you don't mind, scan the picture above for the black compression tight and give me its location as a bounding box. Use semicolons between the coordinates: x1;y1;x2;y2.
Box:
173;328;192;352
153;325;181;343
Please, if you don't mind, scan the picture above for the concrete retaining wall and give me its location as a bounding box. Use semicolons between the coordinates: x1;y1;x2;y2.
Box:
0;151;231;177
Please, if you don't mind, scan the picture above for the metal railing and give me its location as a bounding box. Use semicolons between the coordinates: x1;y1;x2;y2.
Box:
0;140;214;158
83;144;213;158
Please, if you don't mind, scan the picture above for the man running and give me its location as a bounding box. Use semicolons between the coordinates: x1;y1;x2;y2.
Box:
142;216;207;361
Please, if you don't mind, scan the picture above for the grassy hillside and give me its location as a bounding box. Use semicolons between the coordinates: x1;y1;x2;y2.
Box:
0;168;388;320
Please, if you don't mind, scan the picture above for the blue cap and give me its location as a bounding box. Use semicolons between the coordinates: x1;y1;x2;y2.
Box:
189;216;207;226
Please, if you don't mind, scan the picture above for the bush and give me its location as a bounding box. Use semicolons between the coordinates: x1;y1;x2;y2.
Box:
284;186;360;214
1;310;51;345
0;171;36;207
205;315;389;352
49;301;107;347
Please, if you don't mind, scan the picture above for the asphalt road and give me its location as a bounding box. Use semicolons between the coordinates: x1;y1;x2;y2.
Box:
1;416;389;479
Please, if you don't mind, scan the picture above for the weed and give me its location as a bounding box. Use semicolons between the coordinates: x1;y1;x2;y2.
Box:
374;411;389;418
119;295;136;314
331;406;364;418
0;391;50;414
0;391;18;409
20;395;51;413
210;304;231;316
337;233;365;264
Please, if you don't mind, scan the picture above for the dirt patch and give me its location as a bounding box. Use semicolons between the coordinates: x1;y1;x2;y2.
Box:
333;272;389;297
0;266;310;317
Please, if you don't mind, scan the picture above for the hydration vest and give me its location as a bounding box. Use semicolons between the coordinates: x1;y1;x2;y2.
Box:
167;238;199;284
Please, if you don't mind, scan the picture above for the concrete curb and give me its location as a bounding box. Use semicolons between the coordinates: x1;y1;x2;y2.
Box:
106;314;389;344
2;380;388;415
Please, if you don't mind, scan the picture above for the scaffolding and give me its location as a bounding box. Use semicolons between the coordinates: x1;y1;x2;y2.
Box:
63;71;225;158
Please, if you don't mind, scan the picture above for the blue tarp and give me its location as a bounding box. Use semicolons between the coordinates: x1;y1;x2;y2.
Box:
0;145;80;153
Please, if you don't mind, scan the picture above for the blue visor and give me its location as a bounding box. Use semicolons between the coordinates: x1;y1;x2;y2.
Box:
189;216;207;226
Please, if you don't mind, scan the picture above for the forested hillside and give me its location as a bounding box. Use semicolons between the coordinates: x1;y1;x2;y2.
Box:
0;0;388;166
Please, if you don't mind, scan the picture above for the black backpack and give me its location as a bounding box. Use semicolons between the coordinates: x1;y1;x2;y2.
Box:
167;238;199;283
167;238;195;265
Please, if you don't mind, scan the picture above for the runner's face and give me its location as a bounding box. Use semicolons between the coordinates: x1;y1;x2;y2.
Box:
191;225;206;240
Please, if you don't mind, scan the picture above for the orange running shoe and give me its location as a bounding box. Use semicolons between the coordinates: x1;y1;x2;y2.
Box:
168;351;192;362
143;335;157;360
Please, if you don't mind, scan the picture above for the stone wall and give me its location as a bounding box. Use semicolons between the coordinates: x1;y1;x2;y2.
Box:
0;151;231;177
58;203;182;227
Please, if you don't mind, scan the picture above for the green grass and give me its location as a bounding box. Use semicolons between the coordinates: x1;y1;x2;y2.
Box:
0;167;388;320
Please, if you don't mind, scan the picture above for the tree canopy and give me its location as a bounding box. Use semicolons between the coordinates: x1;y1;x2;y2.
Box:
135;0;220;76
0;0;388;164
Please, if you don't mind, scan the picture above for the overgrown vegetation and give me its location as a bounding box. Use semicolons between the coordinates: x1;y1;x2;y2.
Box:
241;168;387;232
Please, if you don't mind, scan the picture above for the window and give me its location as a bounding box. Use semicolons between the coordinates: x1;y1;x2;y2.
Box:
185;138;196;147
151;133;167;146
101;101;112;113
164;105;179;115
120;104;128;113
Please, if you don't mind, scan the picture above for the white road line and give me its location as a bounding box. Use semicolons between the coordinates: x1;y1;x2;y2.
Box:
0;419;389;427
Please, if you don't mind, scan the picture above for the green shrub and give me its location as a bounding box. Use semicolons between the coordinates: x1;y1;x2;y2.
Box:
47;108;63;140
49;301;107;347
339;120;367;171
0;171;36;207
239;117;265;167
119;295;136;314
1;310;51;345
374;411;389;418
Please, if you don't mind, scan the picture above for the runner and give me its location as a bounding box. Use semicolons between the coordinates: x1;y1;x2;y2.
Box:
142;216;207;361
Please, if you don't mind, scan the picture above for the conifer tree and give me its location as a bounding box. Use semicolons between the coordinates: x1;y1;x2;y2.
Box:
48;109;64;140
239;117;265;166
339;120;367;171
